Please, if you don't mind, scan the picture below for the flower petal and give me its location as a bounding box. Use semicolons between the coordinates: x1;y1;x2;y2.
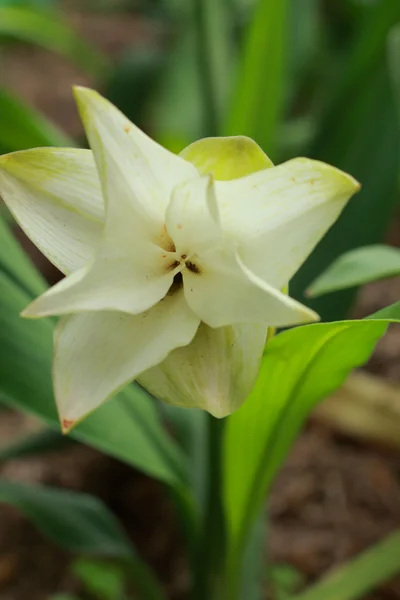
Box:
138;322;267;418
215;158;361;288
0;148;103;274
165;174;221;255
23;242;176;318
180;135;273;180
54;290;200;427
73;87;198;240
183;250;318;327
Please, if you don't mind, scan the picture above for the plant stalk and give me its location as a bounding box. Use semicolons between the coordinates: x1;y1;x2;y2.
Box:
193;415;226;599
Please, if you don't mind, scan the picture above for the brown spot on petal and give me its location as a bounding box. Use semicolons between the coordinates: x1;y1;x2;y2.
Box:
177;224;182;229
124;124;131;133
61;419;75;435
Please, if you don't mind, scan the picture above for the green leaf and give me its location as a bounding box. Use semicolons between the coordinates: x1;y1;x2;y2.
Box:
104;48;165;129
0;479;133;558
194;0;233;134
0;428;71;461
0;6;109;78
72;558;125;600
161;404;208;510
307;245;400;297
224;0;288;157
388;24;400;131
291;0;400;320
223;315;399;594
152;29;204;152
0;208;46;297
0;269;189;489
0;481;166;600
292;530;400;600
0;88;72;154
367;300;400;320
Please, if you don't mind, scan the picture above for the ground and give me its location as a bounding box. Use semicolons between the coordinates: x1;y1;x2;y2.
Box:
1;6;400;599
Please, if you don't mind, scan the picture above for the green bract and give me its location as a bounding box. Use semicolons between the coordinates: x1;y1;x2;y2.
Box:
0;88;360;429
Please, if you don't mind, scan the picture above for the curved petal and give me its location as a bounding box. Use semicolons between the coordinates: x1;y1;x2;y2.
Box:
180;135;273;180
215;158;361;288
73;87;198;241
0;148;104;274
165;174;221;256
23;242;176;318
54;291;200;428
183;250;318;327
138;322;267;418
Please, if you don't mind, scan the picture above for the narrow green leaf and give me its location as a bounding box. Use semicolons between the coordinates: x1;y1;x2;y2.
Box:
0;481;166;599
307;245;400;297
388;24;400;128
72;558;125;600
0;6;109;78
0;479;133;558
194;0;233;134
367;300;400;320
292;530;400;600
224;0;288;156
0;88;73;154
0;212;46;297
0;270;189;489
151;29;203;152
223;316;399;592
161;404;208;510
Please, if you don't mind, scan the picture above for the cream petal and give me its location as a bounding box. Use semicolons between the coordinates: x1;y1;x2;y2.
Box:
182;249;318;327
73;87;198;242
215;158;361;289
138;322;268;417
23;242;176;317
0;148;103;275
54;290;200;428
165;174;221;256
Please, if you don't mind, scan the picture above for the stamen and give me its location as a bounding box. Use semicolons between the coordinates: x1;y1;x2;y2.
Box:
185;260;200;274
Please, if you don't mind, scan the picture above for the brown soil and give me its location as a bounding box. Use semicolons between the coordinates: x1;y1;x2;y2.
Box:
1;6;400;600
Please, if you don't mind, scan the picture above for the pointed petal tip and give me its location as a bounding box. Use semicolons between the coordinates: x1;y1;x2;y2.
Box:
300;306;320;323
20;307;38;319
296;157;361;196
61;418;76;435
72;84;94;98
20;301;43;319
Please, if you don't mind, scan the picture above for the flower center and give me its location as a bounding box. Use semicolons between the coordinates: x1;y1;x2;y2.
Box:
158;226;201;296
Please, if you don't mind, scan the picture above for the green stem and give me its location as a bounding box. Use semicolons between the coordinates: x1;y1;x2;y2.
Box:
193;415;226;599
194;0;221;136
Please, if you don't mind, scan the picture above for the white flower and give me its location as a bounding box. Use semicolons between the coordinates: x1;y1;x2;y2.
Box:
0;88;360;430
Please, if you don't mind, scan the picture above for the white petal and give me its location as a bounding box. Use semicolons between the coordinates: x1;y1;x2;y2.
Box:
73;87;198;241
215;158;361;288
23;242;176;317
183;250;318;327
165;174;221;255
0;148;104;274
54;290;200;429
138;322;267;417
